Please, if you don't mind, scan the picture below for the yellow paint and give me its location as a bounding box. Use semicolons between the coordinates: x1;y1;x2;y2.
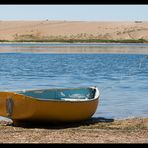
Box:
0;92;99;123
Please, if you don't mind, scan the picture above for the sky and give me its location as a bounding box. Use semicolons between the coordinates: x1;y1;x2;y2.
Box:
0;5;148;21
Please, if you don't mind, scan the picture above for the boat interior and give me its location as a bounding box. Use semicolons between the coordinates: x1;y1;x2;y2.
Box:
17;87;96;101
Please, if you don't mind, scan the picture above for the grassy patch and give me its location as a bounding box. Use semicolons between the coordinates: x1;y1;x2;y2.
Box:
0;38;148;43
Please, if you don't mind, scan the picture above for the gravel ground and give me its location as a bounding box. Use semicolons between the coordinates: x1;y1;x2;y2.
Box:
0;118;147;143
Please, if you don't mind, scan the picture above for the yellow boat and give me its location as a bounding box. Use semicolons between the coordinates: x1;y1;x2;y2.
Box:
0;87;99;123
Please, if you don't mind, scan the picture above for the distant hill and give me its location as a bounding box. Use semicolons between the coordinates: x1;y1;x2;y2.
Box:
0;21;148;42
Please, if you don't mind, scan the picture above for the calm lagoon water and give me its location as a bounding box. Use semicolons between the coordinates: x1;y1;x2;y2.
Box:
0;43;148;120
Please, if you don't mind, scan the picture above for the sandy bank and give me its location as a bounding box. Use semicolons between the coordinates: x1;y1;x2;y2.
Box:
0;21;148;42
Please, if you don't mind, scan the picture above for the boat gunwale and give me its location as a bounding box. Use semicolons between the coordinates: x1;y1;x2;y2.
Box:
0;87;100;103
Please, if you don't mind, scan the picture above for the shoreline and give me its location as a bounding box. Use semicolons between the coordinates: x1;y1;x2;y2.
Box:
0;42;148;54
0;117;147;143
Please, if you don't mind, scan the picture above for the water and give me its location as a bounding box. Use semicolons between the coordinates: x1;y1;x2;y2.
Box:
0;44;148;120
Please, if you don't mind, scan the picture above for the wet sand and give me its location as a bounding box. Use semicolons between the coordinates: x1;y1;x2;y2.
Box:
0;118;147;143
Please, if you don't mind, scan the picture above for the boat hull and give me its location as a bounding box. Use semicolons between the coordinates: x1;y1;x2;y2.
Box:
0;91;99;123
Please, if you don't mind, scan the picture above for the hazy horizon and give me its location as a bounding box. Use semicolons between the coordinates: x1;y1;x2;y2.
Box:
0;5;148;21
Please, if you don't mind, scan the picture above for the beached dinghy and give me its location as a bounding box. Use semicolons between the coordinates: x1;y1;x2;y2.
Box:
0;87;99;123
